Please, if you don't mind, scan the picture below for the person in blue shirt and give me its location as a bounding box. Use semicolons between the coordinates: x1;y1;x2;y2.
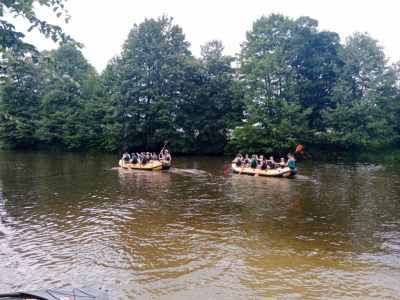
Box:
131;153;138;164
286;153;296;169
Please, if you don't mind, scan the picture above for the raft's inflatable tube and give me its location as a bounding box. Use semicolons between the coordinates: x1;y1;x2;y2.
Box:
232;163;292;178
290;168;298;176
119;159;171;171
0;286;113;299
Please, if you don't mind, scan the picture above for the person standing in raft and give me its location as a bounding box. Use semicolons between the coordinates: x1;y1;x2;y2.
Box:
286;153;296;170
232;153;243;167
163;150;172;164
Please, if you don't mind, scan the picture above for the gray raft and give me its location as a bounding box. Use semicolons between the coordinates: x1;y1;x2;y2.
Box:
0;286;113;300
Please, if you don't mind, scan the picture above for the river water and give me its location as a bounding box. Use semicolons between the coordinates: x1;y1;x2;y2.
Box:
0;151;399;299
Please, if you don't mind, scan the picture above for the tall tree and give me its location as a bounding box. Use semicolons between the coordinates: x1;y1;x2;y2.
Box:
36;44;94;149
321;32;398;147
232;13;314;155
104;15;197;152
187;40;237;154
0;54;44;148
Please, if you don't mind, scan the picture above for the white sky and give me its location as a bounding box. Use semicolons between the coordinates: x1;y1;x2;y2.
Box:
6;0;400;72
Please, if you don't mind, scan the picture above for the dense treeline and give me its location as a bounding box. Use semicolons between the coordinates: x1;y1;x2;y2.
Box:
1;14;400;157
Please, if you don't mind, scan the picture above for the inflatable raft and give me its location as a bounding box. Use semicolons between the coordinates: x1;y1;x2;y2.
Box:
232;163;297;177
0;286;113;299
119;159;171;171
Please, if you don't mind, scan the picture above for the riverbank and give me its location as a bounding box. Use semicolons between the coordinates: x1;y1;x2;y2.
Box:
301;143;400;162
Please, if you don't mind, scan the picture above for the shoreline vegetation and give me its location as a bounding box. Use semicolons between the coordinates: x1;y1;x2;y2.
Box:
1;14;400;161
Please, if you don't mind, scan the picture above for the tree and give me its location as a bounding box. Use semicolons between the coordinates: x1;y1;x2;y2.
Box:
0;54;45;148
321;32;398;147
104;15;197;152
186;40;237;154
232;13;314;155
35;44;95;149
0;0;80;84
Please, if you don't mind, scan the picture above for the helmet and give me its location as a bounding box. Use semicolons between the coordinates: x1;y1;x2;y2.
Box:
165;150;169;153
252;155;256;158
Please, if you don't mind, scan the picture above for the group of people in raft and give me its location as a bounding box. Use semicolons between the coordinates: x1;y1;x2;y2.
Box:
121;150;172;166
232;153;296;171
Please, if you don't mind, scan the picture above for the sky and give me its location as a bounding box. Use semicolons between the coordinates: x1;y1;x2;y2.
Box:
6;0;400;72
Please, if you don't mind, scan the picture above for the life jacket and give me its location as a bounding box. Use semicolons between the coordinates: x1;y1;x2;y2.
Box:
146;155;151;161
131;156;138;164
142;156;147;165
236;158;242;167
123;154;130;162
251;159;257;169
153;155;159;160
261;161;267;170
244;158;250;164
164;154;171;162
289;159;295;169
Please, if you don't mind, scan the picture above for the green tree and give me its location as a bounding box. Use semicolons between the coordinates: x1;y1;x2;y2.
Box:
184;40;237;154
104;15;197;152
232;13;314;155
321;32;398;147
35;44;94;149
0;0;80;84
0;54;44;148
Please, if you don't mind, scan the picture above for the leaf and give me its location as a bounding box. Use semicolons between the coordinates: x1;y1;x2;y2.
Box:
53;6;58;12
56;12;62;18
65;18;69;24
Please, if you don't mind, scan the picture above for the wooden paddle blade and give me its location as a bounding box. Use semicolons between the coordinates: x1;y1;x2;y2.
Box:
224;165;230;171
254;172;259;178
296;144;303;152
174;168;179;170
127;165;131;169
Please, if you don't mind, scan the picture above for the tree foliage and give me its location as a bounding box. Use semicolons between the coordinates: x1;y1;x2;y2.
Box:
1;13;400;156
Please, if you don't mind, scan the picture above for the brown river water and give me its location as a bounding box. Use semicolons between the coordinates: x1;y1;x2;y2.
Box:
0;150;399;299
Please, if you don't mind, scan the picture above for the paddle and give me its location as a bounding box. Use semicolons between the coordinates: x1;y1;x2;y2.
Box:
254;170;259;178
159;141;168;158
295;144;303;153
224;165;230;171
238;165;246;175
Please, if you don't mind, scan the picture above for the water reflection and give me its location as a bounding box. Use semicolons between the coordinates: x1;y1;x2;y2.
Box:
0;151;399;299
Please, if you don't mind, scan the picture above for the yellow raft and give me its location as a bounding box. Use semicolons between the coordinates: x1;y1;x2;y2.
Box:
231;163;296;177
119;159;171;171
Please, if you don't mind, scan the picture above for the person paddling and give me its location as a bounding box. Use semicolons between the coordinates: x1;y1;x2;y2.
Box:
145;152;153;164
243;154;250;165
131;153;138;165
259;157;269;171
268;156;276;169
279;157;286;169
152;152;159;162
286;153;296;170
246;155;258;170
122;152;130;164
232;153;243;167
163;150;172;164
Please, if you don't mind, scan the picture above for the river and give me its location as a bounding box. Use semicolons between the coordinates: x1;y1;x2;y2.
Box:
0;151;399;299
